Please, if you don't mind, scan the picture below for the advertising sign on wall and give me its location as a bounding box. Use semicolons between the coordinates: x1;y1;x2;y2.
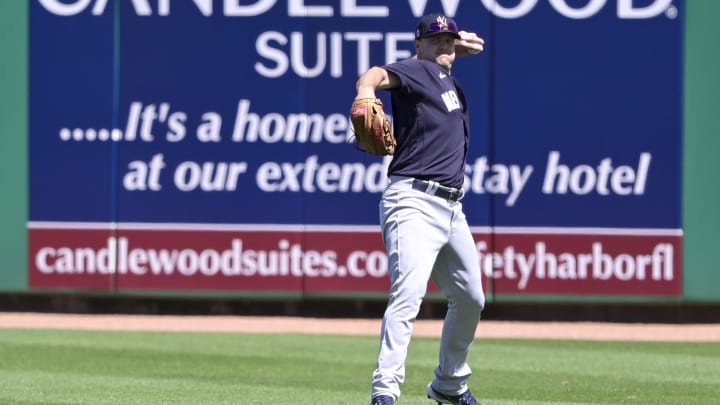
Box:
29;0;684;297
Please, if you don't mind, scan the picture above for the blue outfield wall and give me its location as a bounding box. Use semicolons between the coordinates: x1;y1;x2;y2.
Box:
3;0;719;303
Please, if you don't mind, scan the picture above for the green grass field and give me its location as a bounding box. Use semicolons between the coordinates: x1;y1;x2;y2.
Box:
0;329;718;404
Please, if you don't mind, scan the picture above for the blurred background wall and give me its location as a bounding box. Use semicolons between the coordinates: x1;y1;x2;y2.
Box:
0;1;718;320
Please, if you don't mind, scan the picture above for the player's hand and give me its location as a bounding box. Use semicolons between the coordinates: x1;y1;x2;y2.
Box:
455;31;484;57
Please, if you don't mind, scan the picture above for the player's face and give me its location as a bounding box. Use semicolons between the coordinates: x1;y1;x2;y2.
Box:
415;33;457;68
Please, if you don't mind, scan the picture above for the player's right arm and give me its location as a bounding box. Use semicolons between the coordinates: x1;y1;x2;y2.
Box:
355;67;401;100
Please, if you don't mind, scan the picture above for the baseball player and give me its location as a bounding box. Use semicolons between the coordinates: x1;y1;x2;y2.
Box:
354;13;486;405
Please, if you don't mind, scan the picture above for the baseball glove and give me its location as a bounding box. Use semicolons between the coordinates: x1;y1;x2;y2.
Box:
350;98;396;155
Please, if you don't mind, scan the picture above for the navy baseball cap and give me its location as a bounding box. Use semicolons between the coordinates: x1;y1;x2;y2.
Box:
415;13;461;40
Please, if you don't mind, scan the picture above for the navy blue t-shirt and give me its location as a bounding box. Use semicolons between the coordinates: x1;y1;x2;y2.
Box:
383;59;469;189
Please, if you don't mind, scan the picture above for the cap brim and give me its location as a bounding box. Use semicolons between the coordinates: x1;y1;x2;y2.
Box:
418;31;461;40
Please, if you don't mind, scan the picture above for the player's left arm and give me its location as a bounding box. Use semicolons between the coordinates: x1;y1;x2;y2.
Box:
409;31;484;59
455;31;485;57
